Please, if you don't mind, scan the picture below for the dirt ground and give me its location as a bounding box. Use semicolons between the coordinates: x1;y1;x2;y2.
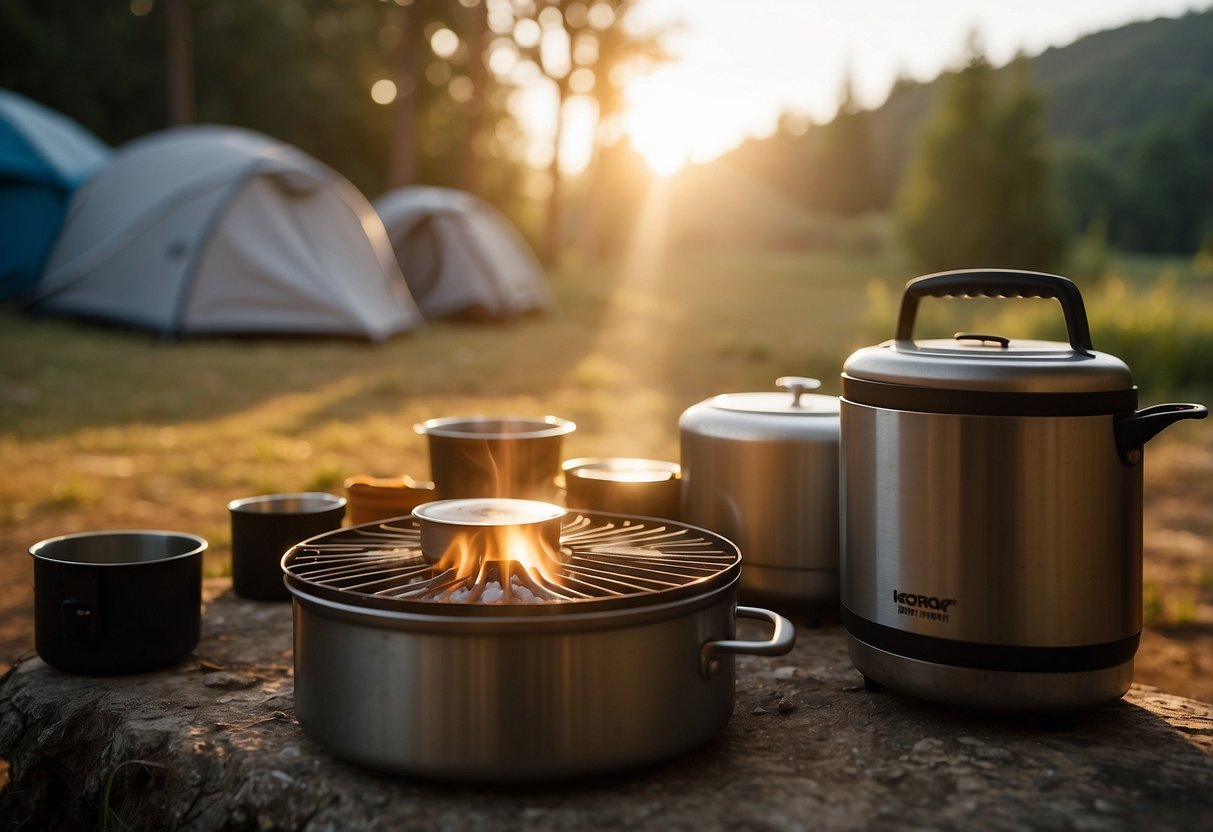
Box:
2;427;1211;703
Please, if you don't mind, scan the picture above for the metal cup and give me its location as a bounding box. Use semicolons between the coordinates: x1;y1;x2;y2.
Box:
29;530;206;674
415;416;575;502
228;493;346;600
562;458;682;519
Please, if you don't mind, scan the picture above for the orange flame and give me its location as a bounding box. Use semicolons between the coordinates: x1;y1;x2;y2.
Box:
430;523;565;603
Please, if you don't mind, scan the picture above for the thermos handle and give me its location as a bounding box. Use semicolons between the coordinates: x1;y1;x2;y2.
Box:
896;269;1094;355
1114;403;1208;465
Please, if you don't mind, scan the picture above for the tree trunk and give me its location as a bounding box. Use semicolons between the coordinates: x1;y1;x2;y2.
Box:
580;109;620;258
461;1;489;196
542;84;569;266
388;1;427;189
164;0;194;125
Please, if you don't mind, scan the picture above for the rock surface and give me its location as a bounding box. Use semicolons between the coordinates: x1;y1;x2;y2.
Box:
2;584;1212;831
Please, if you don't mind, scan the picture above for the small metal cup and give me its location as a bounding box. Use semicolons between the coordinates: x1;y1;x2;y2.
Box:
562;458;682;520
228;493;346;600
412;498;566;567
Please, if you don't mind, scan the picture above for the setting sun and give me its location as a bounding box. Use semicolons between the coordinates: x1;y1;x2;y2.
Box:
625;112;690;176
621;70;736;176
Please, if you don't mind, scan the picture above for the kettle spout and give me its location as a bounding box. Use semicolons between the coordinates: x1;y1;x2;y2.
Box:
1114;403;1208;465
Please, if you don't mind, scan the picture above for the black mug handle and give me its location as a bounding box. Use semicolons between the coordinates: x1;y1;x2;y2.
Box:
895;269;1094;355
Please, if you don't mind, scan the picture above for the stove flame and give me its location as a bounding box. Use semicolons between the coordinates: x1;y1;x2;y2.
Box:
420;500;567;603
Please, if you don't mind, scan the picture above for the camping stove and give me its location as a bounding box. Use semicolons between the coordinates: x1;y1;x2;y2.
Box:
282;499;794;781
286;499;740;609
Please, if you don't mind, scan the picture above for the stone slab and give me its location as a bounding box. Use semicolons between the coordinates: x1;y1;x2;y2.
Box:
2;584;1212;831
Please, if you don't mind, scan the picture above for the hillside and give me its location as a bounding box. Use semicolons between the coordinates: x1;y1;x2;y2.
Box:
1032;9;1213;147
701;7;1213;255
867;7;1213;181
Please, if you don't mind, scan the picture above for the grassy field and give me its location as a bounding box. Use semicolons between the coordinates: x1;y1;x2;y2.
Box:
2;238;1212;698
0;243;906;561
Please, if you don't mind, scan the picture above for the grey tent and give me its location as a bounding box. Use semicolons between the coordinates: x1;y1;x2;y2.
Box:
32;125;422;341
374;186;553;320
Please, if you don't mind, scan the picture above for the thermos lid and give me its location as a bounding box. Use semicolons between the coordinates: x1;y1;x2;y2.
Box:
843;337;1133;394
843;271;1137;415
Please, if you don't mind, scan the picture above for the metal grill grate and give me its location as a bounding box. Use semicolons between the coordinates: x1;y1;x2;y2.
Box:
283;511;740;613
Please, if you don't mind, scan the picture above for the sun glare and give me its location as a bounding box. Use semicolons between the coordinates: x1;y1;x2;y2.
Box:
503;48;750;179
623;83;693;175
621;70;739;177
627;115;691;176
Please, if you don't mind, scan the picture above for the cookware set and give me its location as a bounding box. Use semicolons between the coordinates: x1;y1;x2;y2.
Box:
283;505;791;780
26;268;1206;779
288;419;795;779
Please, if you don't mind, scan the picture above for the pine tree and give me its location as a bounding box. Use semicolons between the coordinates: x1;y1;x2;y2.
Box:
896;44;1068;272
808;74;881;215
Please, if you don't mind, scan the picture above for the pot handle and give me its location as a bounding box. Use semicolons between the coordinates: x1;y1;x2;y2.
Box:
60;568;102;640
1114;403;1208;465
896;270;1093;355
699;606;796;680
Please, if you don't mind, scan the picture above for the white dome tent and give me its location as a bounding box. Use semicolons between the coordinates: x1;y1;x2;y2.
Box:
374;185;553;321
31;125;423;341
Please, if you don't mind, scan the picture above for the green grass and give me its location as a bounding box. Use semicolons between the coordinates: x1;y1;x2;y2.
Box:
1143;580;1201;629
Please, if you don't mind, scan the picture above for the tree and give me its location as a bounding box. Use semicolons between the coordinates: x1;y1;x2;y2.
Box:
1115;120;1207;253
386;0;429;189
0;1;164;142
388;0;502;195
987;58;1069;267
805;74;881;215
509;0;662;264
1055;140;1120;233
163;0;194;125
576;1;670;257
459;0;489;195
0;0;595;242
895;45;1068;272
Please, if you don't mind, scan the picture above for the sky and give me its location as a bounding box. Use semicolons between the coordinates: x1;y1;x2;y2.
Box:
603;0;1213;173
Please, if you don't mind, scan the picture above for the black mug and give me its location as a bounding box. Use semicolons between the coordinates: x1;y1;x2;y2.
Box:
228;493;346;600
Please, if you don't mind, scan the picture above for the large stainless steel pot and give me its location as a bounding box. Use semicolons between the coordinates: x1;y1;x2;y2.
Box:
680;377;840;605
841;269;1206;712
283;511;794;781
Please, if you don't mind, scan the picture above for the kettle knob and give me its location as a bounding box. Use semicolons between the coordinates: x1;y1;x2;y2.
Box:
776;376;821;407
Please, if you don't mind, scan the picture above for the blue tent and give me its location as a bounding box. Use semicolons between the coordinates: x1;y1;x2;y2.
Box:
0;90;109;299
